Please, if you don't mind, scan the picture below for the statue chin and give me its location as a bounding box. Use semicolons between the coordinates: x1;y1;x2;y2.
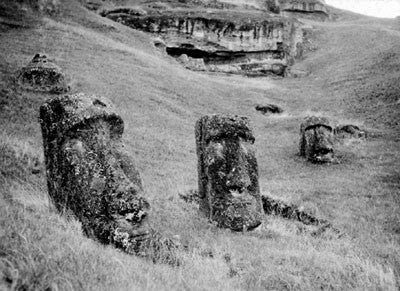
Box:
216;194;263;231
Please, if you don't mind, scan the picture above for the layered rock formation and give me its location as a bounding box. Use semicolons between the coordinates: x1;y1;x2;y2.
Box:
279;0;327;15
100;1;308;76
97;0;329;76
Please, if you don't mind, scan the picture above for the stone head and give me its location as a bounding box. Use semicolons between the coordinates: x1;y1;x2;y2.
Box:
195;115;263;231
18;54;69;93
299;116;334;163
40;93;147;242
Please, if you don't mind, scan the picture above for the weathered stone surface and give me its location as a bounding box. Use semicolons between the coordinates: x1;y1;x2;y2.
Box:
177;54;207;71
335;124;366;138
255;104;283;114
262;195;326;226
280;0;327;15
195;115;263;231
299;116;334;163
40;93;178;263
101;2;304;76
17;54;69;93
261;195;341;236
179;189;340;236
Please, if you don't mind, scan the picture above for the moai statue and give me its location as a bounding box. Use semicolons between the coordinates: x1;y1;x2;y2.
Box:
17;54;69;93
40;93;176;263
299;116;334;163
195;115;264;231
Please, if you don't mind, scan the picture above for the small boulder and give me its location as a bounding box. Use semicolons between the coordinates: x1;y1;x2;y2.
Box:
255;104;283;115
335;124;366;138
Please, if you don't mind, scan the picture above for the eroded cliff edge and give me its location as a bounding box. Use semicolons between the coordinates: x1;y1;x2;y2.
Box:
96;0;328;76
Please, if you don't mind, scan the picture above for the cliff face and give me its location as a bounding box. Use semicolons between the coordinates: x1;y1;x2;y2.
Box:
280;0;327;14
99;0;324;76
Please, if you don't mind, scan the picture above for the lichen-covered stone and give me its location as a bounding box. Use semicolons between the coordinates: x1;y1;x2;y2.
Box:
261;195;341;236
335;124;366;138
299;116;334;163
262;195;327;226
40;93;178;263
195;115;263;231
17;54;69;93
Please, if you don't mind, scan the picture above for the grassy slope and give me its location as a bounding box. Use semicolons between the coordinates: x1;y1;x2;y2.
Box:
0;1;399;290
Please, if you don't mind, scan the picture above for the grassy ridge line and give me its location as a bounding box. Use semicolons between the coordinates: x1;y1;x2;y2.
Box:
0;0;399;289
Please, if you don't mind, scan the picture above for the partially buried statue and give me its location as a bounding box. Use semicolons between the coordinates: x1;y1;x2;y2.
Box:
17;54;69;93
40;93;177;263
299;116;335;163
195;115;264;231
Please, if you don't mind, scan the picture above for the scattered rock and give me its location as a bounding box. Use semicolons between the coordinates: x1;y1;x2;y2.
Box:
153;37;166;48
39;93;179;264
17;54;70;93
299;116;335;163
335;124;366;138
82;0;104;11
262;195;329;227
255;104;283;115
195;115;264;231
177;54;206;71
289;68;308;78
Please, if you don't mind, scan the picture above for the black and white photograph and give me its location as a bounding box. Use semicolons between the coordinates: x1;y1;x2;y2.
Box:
0;0;399;290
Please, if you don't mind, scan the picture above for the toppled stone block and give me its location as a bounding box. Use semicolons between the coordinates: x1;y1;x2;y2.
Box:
39;93;178;263
299;116;334;163
261;195;341;236
17;54;69;93
195;115;264;231
255;104;283;114
335;124;366;138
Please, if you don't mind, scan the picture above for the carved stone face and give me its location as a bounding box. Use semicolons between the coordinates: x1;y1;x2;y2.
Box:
196;115;263;231
300;116;334;163
18;54;69;93
40;93;148;243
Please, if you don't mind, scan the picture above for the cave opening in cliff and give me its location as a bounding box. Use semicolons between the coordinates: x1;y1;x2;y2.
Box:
166;45;285;66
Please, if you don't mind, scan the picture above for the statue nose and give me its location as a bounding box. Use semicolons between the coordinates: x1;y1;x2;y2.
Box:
226;165;251;192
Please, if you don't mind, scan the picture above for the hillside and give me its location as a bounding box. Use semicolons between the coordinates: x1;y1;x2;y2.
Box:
0;0;399;290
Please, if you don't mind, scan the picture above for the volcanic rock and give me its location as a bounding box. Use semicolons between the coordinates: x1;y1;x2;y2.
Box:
39;93;178;263
195;114;263;231
17;54;69;93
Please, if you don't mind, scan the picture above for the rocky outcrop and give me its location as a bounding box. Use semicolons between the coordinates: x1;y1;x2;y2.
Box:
280;0;327;14
299;116;335;163
100;2;305;76
17;54;69;93
195;115;263;231
39;93;178;264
